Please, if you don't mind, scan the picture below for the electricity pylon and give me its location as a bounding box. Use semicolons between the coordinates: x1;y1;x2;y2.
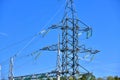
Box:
36;0;99;79
56;34;61;80
8;0;100;80
9;57;14;80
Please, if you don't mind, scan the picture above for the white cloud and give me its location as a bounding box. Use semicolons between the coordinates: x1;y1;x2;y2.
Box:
0;32;8;37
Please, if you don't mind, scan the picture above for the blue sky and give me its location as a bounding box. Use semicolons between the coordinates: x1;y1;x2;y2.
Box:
0;0;120;79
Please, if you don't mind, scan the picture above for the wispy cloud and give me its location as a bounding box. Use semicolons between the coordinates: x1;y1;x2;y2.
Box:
0;32;8;37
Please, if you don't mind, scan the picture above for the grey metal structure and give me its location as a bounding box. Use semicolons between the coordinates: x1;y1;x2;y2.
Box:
56;34;61;80
9;57;14;80
13;71;58;80
13;0;99;80
38;0;99;79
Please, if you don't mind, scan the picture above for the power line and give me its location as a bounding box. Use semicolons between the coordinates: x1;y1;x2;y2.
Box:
0;1;66;67
1;0;100;79
0;35;35;52
38;0;66;32
0;35;37;66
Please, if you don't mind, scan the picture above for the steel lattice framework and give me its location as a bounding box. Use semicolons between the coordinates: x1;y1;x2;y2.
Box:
12;0;99;80
61;0;79;78
37;0;100;79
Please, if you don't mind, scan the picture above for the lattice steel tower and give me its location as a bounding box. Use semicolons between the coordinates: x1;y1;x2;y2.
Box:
39;0;99;79
61;0;79;78
10;0;100;80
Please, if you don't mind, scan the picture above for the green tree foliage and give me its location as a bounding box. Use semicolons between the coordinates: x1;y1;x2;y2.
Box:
13;75;120;80
80;75;86;80
97;77;104;80
69;76;73;80
60;76;66;80
79;73;96;80
114;76;120;80
96;76;120;80
24;77;31;80
107;76;115;80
